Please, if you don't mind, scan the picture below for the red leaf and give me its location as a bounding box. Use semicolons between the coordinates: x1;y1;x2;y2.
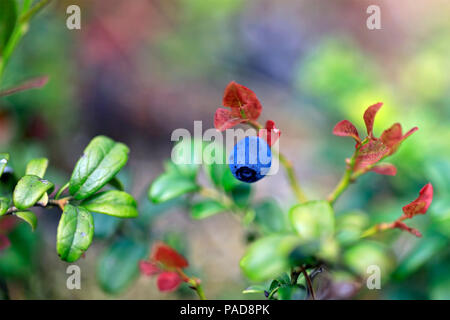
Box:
371;163;397;176
0;234;10;251
380;123;418;156
333;120;360;143
380;123;402;147
157;271;182;292
353;139;389;172
402;183;433;219
0;76;49;98
214;108;245;131
258;120;281;146
363;102;383;137
151;242;188;269
222;81;262;120
139;260;160;276
393;221;422;237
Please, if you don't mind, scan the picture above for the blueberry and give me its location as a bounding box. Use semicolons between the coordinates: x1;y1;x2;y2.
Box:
229;136;272;183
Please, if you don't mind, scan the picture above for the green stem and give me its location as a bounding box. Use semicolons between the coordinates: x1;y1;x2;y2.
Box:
278;153;307;203
327;168;352;205
20;0;51;24
360;225;380;238
360;218;405;238
326;136;377;206
267;286;279;300
248;120;307;203
195;283;207;300
177;269;207;300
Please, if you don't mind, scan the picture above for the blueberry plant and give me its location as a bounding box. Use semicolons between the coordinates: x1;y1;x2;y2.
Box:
148;81;434;300
0;0;437;300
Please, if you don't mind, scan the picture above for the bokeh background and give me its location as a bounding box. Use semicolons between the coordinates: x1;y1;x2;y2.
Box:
0;0;449;299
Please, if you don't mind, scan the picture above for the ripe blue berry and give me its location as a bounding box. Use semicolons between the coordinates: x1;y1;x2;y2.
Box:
229;136;272;183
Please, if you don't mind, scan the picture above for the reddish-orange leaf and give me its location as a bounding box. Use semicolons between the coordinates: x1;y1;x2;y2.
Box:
214;108;245;131
157;271;182;292
139;260;160;276
151;242;188;269
243;100;262;121
333;120;360;143
259;120;281;146
402;183;433;219
353;139;388;172
381;123;418;156
223;81;255;109
363;102;383;137
222;81;262;120
393;221;422;237
371;163;397;176
380;123;403;147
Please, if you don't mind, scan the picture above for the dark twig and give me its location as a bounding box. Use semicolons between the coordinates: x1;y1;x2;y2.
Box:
300;266;316;300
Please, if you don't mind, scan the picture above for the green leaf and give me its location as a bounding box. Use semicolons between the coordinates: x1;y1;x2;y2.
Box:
289;200;335;241
14;211;37;231
0;153;9;178
240;234;299;282
191;200;227;219
25;158;48;178
205;165;240;193
56;204;94;262
203;145;240;192
97;238;147;294
69;136;129;200
25;159;50;206
254;199;289;234
0;196;9;216
108;177;124;191
149;172;199;204
242;285;266;294
13;175;54;210
0;0;17;51
343;241;394;278
81;190;138;218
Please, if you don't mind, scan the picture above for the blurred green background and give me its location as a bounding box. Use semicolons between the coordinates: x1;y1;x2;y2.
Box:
0;0;449;299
